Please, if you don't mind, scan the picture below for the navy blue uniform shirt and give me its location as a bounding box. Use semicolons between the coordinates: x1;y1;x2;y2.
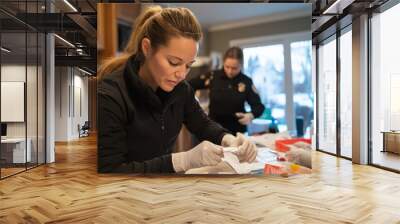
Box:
189;69;265;133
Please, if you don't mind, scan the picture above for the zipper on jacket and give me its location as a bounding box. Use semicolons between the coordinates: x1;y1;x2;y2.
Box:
161;117;165;131
160;110;166;152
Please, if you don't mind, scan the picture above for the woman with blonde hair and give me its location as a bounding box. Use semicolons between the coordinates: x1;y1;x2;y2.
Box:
97;6;257;173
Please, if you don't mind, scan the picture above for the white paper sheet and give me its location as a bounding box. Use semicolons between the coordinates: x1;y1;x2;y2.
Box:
221;147;276;174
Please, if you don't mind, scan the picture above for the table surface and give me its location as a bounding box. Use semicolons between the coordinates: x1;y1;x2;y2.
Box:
185;147;311;175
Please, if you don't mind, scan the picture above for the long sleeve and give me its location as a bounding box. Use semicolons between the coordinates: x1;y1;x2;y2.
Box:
97;81;175;173
188;71;212;91
246;80;265;118
183;82;229;144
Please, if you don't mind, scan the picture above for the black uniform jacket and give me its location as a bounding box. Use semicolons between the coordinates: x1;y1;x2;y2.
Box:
97;56;227;173
189;69;265;133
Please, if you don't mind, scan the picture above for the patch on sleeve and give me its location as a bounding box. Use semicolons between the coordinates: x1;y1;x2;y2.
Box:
252;84;259;94
205;79;210;86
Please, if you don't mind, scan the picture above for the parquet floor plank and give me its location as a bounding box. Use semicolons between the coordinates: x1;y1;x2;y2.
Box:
1;135;399;223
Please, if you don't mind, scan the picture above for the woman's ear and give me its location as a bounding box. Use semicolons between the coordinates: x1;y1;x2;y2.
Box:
141;37;152;58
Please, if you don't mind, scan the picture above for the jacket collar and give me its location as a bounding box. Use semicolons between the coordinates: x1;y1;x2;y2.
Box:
123;55;183;112
221;69;243;81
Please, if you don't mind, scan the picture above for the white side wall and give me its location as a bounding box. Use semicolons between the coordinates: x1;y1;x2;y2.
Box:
54;67;89;141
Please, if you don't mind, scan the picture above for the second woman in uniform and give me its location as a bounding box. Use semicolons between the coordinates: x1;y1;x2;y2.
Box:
189;47;265;134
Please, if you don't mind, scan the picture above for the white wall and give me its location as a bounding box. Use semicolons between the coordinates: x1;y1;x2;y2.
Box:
1;65;37;138
55;67;69;141
1;64;45;164
1;65;26;141
54;67;89;141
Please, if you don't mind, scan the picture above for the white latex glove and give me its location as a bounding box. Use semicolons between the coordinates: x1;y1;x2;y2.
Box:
286;146;312;168
235;112;254;125
221;133;257;163
172;141;224;172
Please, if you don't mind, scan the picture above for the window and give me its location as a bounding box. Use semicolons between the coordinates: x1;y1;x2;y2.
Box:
0;1;47;179
339;28;352;158
291;40;313;137
317;37;337;154
240;33;313;133
371;2;400;171
243;44;286;131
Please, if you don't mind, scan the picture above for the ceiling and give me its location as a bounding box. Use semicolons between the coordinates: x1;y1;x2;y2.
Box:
157;3;311;29
1;0;393;74
0;0;97;74
0;0;96;14
310;0;390;43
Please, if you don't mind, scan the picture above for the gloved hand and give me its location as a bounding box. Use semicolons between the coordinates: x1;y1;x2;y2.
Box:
286;146;312;168
172;141;224;172
221;133;257;163
235;112;254;125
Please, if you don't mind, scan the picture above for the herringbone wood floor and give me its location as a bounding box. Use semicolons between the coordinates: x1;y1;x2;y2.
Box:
1;135;400;223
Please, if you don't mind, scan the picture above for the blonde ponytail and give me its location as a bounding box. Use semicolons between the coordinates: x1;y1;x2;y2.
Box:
98;6;202;80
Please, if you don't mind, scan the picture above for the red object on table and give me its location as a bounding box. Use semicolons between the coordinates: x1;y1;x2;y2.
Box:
264;164;285;175
277;155;286;161
275;138;311;152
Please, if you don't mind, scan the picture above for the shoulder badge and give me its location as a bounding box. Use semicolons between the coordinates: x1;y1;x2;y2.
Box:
205;79;210;86
252;84;259;94
238;82;246;92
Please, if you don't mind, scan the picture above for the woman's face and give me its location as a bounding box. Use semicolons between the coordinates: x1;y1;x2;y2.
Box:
223;57;241;79
144;36;198;92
